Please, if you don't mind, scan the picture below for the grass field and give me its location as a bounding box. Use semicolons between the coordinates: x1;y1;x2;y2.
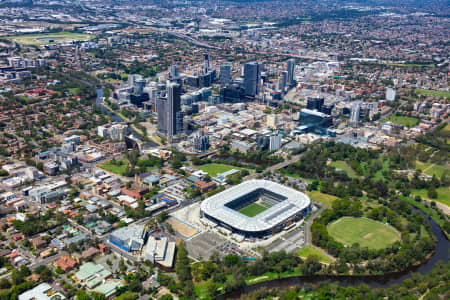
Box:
441;123;450;133
3;32;94;45
415;89;450;99
411;187;450;207
330;160;359;178
238;203;268;217
327;217;401;250
388;63;434;68
197;163;248;177
415;161;448;178
297;246;333;264
384;114;420;127
99;159;129;175
308;191;339;207
99;158;156;176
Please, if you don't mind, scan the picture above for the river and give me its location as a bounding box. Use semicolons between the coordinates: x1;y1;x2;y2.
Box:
217;205;449;299
95;88;123;123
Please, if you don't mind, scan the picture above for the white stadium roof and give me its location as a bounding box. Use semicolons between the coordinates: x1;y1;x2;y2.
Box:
201;180;310;233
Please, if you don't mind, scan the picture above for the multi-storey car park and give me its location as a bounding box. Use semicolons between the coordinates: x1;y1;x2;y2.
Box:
200;179;311;238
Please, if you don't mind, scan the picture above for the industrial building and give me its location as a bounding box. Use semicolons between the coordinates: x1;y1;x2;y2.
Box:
108;225;147;252
200;180;311;238
143;236;176;269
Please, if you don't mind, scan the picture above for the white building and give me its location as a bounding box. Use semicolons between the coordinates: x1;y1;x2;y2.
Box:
386;88;396;101
143;236;176;268
97;126;108;137
110;124;128;141
269;134;282;151
266;114;278;129
19;283;65;300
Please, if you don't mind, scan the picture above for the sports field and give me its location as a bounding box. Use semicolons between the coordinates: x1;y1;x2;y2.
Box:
384;114;420;127
327;217;401;250
3;32;94;45
238;203;268;217
197;163;248;177
415;89;450;99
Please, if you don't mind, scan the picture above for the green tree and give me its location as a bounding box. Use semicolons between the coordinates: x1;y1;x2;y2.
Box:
427;186;438;199
301;255;322;275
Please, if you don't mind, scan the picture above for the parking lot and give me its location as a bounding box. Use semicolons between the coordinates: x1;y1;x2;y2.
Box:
186;231;227;260
265;226;305;254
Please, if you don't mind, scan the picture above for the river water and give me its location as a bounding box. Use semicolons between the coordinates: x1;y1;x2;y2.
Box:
217;205;449;299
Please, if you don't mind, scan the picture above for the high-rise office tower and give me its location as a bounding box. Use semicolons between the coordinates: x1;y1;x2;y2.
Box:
128;74;145;95
287;58;295;86
350;101;361;125
169;65;178;79
204;53;210;73
306;97;324;112
157;83;183;137
269;134;282;151
156;97;168;134
220;63;231;85
277;71;288;92
167;83;183;137
243;62;261;97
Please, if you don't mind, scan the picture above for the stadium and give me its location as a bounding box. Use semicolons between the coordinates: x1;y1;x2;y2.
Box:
200;180;311;238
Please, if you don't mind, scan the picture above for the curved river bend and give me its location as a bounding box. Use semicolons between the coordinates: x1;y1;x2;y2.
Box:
217;205;449;299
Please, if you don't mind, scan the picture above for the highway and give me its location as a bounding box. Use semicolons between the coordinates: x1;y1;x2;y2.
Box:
161;29;325;61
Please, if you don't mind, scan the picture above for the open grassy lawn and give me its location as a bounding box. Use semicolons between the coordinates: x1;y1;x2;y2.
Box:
99;159;129;175
197;163;248;177
308;191;339;207
384;114;420;127
415;89;450;99
388;63;434;68
238;203;268;217
330;160;359;178
99;158;156;176
327;217;401;250
245;268;303;285
68;87;81;95
297;246;333;264
3;32;94;45
441;122;450;133
415;161;448;178
411;187;450;207
278;169;315;182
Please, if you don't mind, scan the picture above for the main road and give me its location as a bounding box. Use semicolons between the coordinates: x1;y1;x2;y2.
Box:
244;153;303;180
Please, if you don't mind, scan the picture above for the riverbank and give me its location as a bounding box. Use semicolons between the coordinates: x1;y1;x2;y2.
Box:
210;203;448;299
102;101;164;146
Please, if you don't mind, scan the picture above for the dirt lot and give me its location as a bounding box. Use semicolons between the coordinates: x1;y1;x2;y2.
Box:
166;217;199;239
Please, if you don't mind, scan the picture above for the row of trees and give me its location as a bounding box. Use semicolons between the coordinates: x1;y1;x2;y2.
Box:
218;144;284;167
236;261;449;300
